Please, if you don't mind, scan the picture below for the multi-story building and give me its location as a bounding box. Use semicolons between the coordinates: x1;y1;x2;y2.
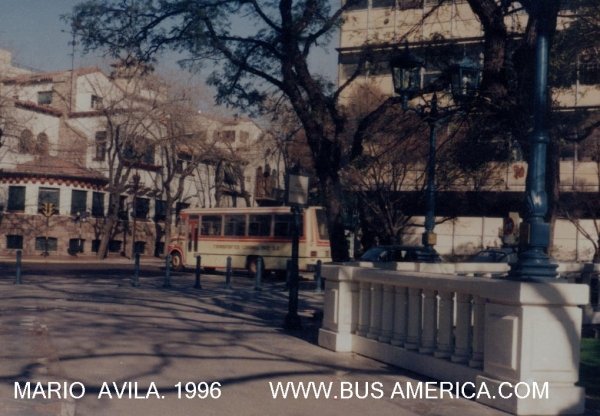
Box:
338;1;600;260
0;53;283;258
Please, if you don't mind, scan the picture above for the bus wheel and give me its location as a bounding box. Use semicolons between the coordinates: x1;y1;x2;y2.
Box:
170;252;183;271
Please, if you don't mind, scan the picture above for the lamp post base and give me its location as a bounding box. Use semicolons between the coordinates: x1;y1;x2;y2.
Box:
508;248;558;281
283;313;302;330
415;247;440;263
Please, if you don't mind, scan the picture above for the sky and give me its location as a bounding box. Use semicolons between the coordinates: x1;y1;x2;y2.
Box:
0;0;338;89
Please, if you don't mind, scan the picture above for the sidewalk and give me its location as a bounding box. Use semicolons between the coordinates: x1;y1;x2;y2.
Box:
0;271;509;416
0;254;165;266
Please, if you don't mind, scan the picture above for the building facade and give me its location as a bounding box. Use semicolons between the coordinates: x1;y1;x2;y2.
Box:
338;1;600;260
0;55;283;258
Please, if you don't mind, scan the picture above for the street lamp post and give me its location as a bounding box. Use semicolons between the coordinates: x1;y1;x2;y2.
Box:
283;169;309;330
390;43;480;262
509;4;558;280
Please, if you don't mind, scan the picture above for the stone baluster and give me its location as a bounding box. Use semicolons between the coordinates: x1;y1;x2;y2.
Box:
350;282;360;334
451;292;472;363
404;287;422;350
378;284;395;343
419;289;437;354
469;295;485;368
367;283;383;339
356;281;371;337
390;286;408;346
434;291;454;358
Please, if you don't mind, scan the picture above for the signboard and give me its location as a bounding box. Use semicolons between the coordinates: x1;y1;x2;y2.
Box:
285;173;309;207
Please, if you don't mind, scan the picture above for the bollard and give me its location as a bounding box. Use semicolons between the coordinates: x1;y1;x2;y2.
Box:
254;257;263;291
284;259;291;291
314;260;322;293
225;256;232;289
194;255;202;289
163;255;172;288
132;252;140;287
15;250;22;285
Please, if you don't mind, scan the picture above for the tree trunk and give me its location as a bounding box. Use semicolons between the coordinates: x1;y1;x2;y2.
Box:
97;193;121;259
162;204;174;257
318;172;349;262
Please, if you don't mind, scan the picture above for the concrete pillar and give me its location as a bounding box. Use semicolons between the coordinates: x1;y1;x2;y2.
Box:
356;281;371;337
419;289;437;354
390;286;408;346
367;283;383;340
405;288;422;350
378;284;395;343
469;295;485;368
451;292;472;364
434;290;454;358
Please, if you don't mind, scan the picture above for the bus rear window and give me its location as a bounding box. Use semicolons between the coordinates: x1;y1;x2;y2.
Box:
274;214;303;237
224;215;246;236
316;209;330;240
249;215;271;236
201;215;222;236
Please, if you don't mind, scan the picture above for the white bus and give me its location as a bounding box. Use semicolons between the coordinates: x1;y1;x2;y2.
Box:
167;206;331;274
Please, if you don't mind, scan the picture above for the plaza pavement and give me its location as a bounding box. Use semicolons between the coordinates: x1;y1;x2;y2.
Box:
0;261;514;416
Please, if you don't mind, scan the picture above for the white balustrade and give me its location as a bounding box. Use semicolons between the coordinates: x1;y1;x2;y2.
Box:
318;264;589;415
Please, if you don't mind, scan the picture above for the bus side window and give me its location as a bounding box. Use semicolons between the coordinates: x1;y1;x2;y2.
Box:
248;215;271;236
224;215;246;236
274;214;304;237
201;215;222;236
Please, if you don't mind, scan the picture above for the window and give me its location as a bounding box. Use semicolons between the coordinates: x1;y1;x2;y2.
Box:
123;140;155;165
92;192;105;217
221;130;235;143
37;90;53;105
316;209;330;240
134;241;146;254
239;131;249;144
224;215;246;236
19;129;34;153
154;199;167;221
38;188;60;212
248;215;271;236
91;239;101;253
372;0;395;7
345;0;368;10
142;144;155;165
7;186;25;211
274;215;304;237
108;240;122;253
95;131;107;161
71;190;87;216
580;62;600;85
35;237;58;251
91;95;103;110
36;133;49;155
175;159;184;174
201;215;222;236
6;235;23;249
69;238;84;254
134;197;150;219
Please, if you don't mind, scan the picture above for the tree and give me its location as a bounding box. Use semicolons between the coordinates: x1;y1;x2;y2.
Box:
67;0;405;261
67;0;600;260
144;91;209;256
81;65;172;258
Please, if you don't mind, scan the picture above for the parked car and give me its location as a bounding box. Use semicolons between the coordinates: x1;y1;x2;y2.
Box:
359;245;442;263
468;247;518;263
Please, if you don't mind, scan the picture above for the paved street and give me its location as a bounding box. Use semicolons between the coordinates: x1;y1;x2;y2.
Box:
0;260;510;416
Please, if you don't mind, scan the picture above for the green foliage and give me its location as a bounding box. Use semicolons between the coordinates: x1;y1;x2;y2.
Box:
580;338;600;408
